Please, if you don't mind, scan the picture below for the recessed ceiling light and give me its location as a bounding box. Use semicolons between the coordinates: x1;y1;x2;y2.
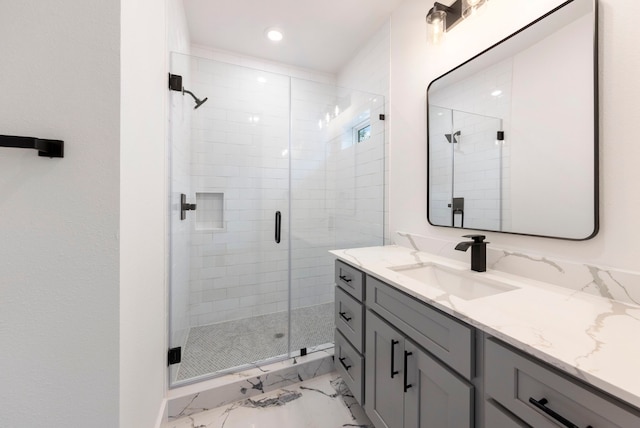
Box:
265;28;284;42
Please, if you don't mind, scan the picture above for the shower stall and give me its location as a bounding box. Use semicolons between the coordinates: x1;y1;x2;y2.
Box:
428;105;506;231
168;53;385;385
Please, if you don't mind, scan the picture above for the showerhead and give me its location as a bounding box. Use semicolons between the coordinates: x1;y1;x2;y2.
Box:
183;89;208;110
194;97;208;109
445;130;461;144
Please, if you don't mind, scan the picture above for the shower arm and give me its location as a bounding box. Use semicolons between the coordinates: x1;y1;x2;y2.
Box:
182;89;198;102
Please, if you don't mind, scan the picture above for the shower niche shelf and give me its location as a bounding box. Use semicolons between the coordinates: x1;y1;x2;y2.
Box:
195;192;224;231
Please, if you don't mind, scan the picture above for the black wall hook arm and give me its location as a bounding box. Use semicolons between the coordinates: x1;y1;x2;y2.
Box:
0;135;64;158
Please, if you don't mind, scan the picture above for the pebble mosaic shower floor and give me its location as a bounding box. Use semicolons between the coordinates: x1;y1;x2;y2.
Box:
177;302;334;380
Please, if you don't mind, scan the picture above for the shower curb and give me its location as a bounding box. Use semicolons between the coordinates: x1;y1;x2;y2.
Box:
166;347;334;420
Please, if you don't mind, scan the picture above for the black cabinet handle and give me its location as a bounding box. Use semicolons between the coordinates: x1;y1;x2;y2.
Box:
275;211;281;243
339;274;352;283
529;397;591;428
339;357;351;371
339;311;352;322
391;340;400;378
403;351;413;392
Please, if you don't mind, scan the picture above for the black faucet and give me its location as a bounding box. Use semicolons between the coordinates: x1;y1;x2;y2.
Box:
455;235;489;272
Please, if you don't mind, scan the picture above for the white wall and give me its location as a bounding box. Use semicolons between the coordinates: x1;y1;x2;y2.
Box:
0;1;120;427
120;0;169;426
390;0;640;271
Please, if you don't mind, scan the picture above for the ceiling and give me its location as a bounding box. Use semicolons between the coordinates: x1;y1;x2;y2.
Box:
183;0;405;74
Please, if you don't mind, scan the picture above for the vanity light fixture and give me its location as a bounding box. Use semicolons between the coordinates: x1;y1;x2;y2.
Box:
426;0;488;44
462;0;487;18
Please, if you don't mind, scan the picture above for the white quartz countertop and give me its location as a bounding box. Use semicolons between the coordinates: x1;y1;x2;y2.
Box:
330;245;640;410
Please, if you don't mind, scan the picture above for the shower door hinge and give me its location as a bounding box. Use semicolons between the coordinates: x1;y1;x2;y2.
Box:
168;347;182;366
379;114;385;120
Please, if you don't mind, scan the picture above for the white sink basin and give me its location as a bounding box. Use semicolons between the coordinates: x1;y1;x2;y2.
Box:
389;263;518;300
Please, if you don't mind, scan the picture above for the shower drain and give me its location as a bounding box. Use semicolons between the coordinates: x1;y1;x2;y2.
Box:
274;332;285;339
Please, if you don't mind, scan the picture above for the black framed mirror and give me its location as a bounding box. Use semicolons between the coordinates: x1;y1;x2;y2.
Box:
427;0;598;240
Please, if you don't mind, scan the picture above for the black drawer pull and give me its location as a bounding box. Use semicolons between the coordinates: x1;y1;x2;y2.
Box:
391;340;400;378
339;311;352;322
339;274;352;283
339;357;351;371
403;351;413;392
529;397;592;428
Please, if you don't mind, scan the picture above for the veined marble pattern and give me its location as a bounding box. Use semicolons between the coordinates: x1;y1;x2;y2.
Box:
330;244;640;409
394;231;640;305
168;348;335;419
164;373;372;428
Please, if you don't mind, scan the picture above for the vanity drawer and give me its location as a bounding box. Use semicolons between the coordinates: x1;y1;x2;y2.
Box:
335;286;364;353
366;275;474;379
335;329;364;404
335;260;365;301
485;400;530;427
485;338;640;428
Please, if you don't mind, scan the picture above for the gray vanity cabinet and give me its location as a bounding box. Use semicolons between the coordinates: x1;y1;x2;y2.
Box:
365;311;406;428
404;339;473;428
334;260;366;403
334;258;640;428
485;338;640;428
365;311;473;428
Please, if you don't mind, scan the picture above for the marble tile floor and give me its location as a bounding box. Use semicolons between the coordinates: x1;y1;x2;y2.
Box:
177;303;335;380
164;372;373;428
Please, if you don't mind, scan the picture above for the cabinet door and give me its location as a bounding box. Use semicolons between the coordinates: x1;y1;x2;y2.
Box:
404;341;474;428
365;311;405;428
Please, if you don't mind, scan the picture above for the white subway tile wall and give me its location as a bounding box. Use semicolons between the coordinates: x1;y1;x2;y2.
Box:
178;56;385;328
429;58;513;231
337;21;390;243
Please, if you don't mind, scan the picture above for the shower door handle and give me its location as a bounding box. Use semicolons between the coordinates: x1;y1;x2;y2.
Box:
275;211;281;243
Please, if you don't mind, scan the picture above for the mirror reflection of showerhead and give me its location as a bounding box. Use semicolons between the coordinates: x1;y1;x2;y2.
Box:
445;130;461;144
183;89;208;109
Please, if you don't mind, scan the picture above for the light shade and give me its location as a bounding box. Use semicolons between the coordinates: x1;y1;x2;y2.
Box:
462;0;487;18
427;9;447;44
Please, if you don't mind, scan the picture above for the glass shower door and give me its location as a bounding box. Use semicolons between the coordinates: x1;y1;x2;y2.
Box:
289;79;385;355
169;53;291;384
168;53;387;386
